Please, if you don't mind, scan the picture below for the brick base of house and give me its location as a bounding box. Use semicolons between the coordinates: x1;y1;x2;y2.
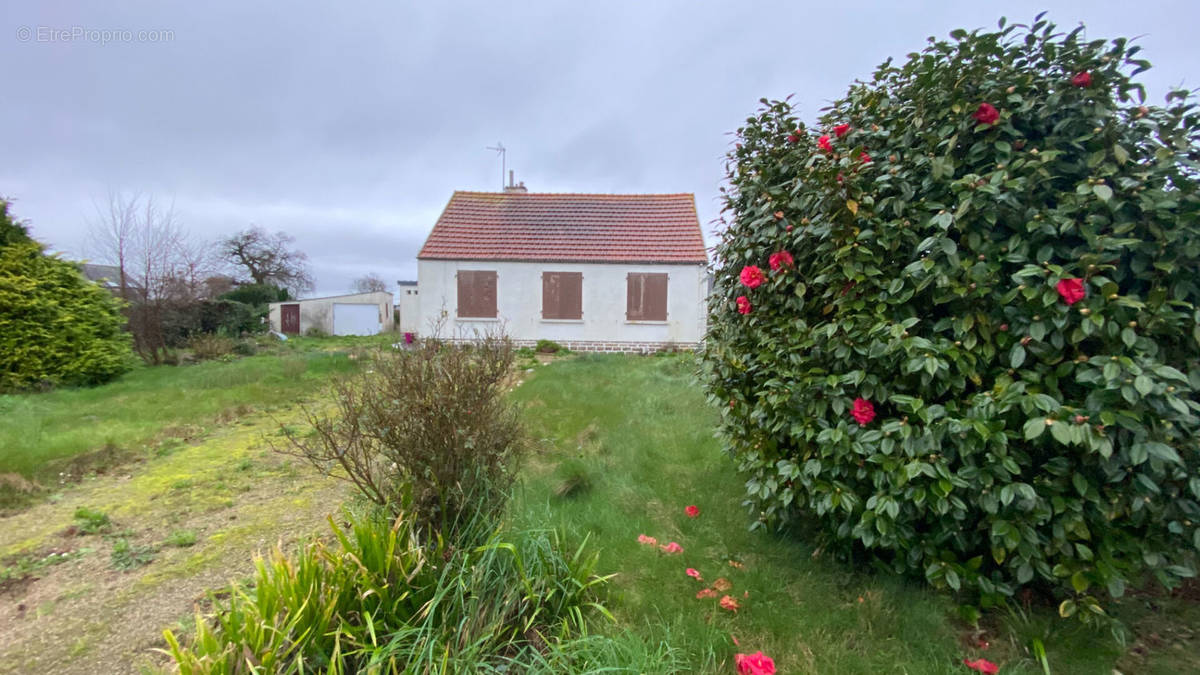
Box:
515;339;699;354
439;337;699;354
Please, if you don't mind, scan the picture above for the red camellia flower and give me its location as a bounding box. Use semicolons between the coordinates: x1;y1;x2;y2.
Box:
786;133;799;143
963;658;999;674
739;265;765;288
719;595;740;612
973;103;1000;125
768;251;794;271
860;151;872;163
851;398;876;426
833;123;851;138
1056;278;1086;305
685;505;700;517
660;541;683;554
686;568;702;581
736;651;777;675
818;135;833;152
736;296;752;315
1072;71;1092;87
636;534;657;546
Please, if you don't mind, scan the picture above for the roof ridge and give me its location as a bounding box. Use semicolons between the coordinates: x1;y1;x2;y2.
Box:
452;190;694;198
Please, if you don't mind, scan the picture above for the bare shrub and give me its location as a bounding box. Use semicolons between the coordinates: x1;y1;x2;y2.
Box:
279;336;522;538
189;334;234;360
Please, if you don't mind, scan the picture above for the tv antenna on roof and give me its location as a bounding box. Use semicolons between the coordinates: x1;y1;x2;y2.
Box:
486;142;506;191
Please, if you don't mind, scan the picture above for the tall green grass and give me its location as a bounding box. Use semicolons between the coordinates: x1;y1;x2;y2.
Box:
0;350;356;480
508;354;1195;674
165;510;614;673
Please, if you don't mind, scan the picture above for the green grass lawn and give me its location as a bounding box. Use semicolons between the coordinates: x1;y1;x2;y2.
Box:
511;354;1199;674
0;335;389;494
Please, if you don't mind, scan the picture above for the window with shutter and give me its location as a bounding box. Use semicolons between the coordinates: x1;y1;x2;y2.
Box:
626;273;668;321
457;270;497;318
542;272;583;320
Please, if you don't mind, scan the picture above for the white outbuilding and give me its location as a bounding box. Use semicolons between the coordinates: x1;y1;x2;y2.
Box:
415;188;709;352
268;291;395;336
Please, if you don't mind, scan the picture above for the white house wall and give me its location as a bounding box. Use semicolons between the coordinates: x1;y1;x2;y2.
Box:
268;292;395;335
417;260;707;351
397;288;420;334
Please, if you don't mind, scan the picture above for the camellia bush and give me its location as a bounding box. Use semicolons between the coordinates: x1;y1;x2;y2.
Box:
703;17;1200;616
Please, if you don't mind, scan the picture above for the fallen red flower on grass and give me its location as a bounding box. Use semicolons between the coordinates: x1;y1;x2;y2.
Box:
696;588;718;599
735;651;777;675
686;568;702;581
719;595;740;612
685;505;700;518
636;534;657;546
660;542;683;554
963;657;999;674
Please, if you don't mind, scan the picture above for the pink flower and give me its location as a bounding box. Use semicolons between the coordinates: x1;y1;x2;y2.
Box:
686;568;702;581
768;251;794;272
660;541;683;554
963;658;999;674
818;135;833;152
851;398;876;426
719;595;740;612
739;265;765;289
860;151;872;163
736;651;777;675
637;534;658;546
696;588;718;599
1056;278;1086;305
736;296;752;315
833;124;851;139
1072;71;1092;88
786;133;799;144
685;505;700;518
973;103;1000;125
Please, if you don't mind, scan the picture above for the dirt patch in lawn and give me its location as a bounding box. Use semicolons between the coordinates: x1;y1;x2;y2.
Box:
0;408;350;675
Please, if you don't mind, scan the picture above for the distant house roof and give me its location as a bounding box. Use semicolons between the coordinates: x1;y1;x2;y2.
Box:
80;263;122;287
417;191;707;264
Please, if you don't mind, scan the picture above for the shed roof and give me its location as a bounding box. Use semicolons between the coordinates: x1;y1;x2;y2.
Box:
417;191;707;264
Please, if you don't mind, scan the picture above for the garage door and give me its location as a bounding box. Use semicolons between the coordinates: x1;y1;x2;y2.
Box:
333;303;381;336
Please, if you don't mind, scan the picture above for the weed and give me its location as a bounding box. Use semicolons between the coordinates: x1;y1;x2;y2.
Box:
110;538;156;570
73;507;112;534
170;479;194;491
163;530;198;548
535;339;568;354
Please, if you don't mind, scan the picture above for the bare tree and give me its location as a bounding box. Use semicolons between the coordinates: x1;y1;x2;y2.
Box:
352;273;388;294
220;226;313;295
87;192;216;362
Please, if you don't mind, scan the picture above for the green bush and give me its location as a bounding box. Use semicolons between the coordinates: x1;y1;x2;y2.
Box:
703;17;1200;616
0;215;132;390
536;339;568;354
219;283;290;306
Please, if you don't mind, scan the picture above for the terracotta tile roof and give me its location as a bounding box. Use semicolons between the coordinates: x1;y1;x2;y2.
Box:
417;191;707;264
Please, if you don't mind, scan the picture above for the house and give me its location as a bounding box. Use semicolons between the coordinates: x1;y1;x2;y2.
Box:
416;189;708;352
268;291;394;336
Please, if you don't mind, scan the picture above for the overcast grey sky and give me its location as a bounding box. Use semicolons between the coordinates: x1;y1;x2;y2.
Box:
3;1;1195;296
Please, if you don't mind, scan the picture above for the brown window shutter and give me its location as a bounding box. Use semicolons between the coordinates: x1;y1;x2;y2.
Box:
627;273;667;321
543;272;582;320
626;273;641;320
644;273;667;321
457;270;497;318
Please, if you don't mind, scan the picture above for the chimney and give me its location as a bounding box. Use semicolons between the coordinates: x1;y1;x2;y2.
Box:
503;170;528;193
